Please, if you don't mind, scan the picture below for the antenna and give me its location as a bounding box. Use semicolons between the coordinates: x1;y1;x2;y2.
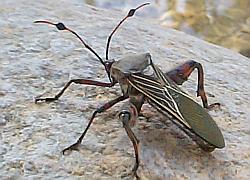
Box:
34;21;106;66
105;3;150;60
34;20;113;82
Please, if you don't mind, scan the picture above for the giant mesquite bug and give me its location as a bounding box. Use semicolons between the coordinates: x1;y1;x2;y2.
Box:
34;2;225;178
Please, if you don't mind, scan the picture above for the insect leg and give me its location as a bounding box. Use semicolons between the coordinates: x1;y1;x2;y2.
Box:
35;79;116;103
118;101;140;178
123;121;140;178
62;95;128;154
166;60;219;108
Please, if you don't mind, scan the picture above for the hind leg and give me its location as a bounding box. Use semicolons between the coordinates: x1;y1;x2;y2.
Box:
166;60;219;109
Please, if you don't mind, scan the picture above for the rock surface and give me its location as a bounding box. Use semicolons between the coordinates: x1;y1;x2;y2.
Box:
0;0;249;179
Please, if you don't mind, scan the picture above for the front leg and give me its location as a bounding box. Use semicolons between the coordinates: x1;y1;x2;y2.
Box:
118;99;142;179
166;60;219;109
35;79;116;103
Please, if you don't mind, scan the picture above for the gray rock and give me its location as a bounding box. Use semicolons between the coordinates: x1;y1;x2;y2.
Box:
0;0;249;179
0;116;7;126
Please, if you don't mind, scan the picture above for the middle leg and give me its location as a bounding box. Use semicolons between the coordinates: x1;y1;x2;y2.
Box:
62;95;127;154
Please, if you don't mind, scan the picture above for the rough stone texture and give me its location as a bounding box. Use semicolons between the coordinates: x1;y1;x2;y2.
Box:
0;0;249;179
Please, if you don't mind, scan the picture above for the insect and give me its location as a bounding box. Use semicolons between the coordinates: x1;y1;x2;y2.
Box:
34;2;225;178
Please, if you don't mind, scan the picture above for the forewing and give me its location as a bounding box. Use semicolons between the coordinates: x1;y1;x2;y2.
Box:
128;74;191;129
128;64;225;148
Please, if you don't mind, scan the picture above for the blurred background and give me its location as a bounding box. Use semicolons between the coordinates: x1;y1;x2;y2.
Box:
83;0;250;58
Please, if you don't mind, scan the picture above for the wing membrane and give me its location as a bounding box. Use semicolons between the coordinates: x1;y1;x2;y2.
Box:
128;63;225;148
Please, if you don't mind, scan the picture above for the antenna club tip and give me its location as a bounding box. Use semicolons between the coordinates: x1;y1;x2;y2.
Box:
33;20;42;24
56;22;66;30
33;20;66;31
128;2;150;17
128;9;136;17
